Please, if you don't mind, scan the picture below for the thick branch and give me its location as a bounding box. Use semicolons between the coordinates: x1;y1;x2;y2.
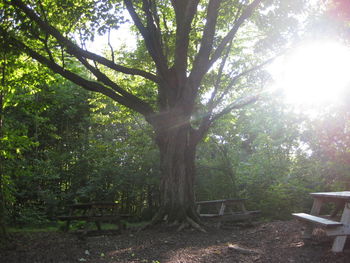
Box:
4;30;154;117
10;0;159;83
189;0;221;88
209;0;263;66
172;0;200;83
206;40;234;109
77;57;153;113
211;94;259;124
195;52;277;143
211;56;274;109
189;0;262;90
124;0;168;77
196;94;259;141
142;0;162;48
197;57;274;141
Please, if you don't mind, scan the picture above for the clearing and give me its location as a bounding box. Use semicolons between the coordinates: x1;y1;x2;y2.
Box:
1;220;350;262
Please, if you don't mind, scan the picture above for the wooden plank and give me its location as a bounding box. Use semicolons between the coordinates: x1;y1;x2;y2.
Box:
247;210;261;215
58;214;130;221
196;199;247;205
92;204;119;209
118;214;131;217
69;202;119;209
199;213;221;218
326;226;350;236
86;216;120;221
75;229;121;236
224;211;260;216
57;215;90;221
68;203;92;209
292;213;343;227
91;202;119;205
221;212;260;221
200;211;260;220
310;192;350;200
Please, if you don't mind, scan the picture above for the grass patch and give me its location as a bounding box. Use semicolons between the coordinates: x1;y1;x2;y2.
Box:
8;225;58;233
8;220;150;233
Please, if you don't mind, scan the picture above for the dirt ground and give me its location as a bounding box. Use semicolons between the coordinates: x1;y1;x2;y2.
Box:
1;220;350;263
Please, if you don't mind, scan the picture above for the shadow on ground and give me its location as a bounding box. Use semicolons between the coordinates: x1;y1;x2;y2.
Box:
1;220;350;262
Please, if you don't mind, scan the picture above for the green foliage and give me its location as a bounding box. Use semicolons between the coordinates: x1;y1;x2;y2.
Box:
1;0;348;228
13;205;50;226
1;60;160;225
3;59;350;224
196;93;341;219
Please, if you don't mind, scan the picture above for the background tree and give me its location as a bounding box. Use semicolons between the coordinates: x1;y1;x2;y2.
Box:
0;47;51;236
196;93;313;219
1;0;306;227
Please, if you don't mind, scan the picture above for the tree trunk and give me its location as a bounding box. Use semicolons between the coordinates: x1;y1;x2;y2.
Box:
151;116;202;229
0;47;8;238
0;89;7;239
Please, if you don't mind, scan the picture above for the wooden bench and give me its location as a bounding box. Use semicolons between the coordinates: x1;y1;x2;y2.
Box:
57;215;91;221
57;202;130;233
292;191;350;252
196;199;260;227
292;213;343;227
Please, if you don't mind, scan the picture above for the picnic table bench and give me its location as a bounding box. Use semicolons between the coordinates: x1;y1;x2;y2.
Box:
292;191;350;252
196;199;260;227
57;202;130;234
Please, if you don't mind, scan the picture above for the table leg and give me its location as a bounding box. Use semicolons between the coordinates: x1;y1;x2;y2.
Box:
64;208;74;232
332;203;350;253
118;219;126;233
239;202;252;224
65;220;70;232
95;221;101;231
196;204;201;214
214;203;226;228
303;198;323;238
239;202;247;213
219;203;226;216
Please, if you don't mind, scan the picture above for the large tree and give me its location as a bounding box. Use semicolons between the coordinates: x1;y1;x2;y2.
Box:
1;0;304;228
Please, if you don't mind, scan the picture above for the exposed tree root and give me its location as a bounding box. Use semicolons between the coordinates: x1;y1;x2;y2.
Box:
138;208;166;231
186;216;206;233
139;209;206;233
176;216;206;232
177;221;188;232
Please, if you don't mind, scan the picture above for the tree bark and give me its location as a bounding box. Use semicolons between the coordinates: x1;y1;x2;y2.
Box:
150;113;202;229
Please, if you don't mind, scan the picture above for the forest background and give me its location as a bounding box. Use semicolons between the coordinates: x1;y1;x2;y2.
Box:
1;0;350;233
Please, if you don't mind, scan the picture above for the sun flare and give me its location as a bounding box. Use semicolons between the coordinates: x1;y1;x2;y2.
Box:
270;41;350;108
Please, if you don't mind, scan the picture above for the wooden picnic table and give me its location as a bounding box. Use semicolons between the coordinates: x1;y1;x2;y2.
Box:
196;199;260;227
57;202;130;234
293;191;350;252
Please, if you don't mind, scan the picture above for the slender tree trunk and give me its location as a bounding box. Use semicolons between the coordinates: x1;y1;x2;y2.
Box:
215;143;238;198
0;83;7;239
